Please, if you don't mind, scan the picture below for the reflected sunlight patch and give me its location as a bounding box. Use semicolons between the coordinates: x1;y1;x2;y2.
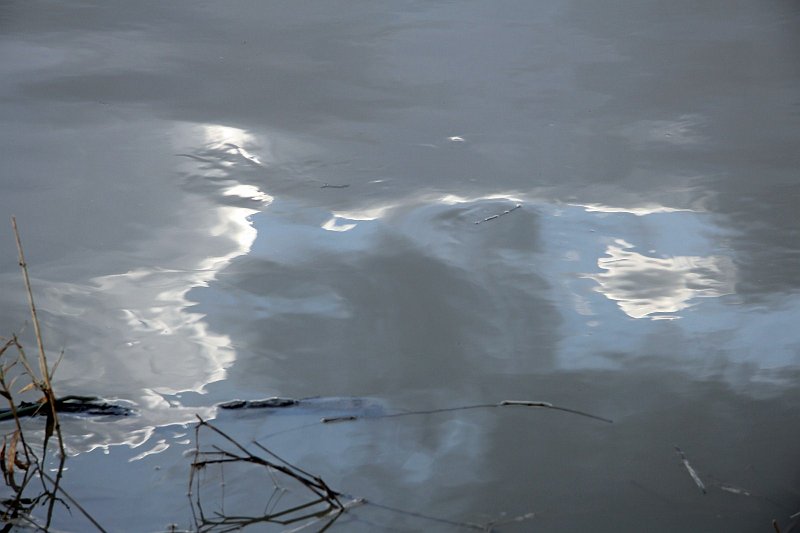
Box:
201;124;252;148
584;239;736;319
200;124;269;166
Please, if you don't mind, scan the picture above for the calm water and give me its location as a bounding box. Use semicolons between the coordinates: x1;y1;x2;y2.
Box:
2;1;800;531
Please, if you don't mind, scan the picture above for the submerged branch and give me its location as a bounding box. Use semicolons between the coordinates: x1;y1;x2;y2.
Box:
190;418;536;532
0;396;134;422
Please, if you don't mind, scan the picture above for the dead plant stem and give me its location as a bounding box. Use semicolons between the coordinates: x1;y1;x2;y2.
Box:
11;216;65;459
11;217;50;392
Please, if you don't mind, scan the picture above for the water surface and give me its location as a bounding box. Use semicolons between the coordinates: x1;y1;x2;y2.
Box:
1;1;800;531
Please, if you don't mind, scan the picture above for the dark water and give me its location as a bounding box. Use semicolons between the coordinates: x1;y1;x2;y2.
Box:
2;1;800;531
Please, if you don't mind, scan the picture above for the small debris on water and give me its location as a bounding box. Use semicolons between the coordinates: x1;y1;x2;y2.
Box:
719;484;751;496
475;204;522;224
321;415;358;423
675;446;706;494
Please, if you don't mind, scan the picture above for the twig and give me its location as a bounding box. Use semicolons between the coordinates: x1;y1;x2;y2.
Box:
39;471;108;533
190;418;344;531
2;219;104;533
0;340;42;513
11;218;49;399
474;204;522;225
282;499;362;533
352;498;484;530
674;446;706;494
190;418;539;532
499;400;613;423
11;217;66;461
321;399;612;424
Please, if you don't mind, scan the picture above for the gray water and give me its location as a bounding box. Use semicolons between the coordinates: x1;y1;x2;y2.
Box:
2;1;800;531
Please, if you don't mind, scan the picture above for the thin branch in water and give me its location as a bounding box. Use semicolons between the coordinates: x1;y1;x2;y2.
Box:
191;418;536;532
321;399;613;424
499;400;614;423
351;498;485;531
189;418;347;532
674;446;706;494
2;219;104;533
474;203;522;225
39;471;108;533
280;500;358;533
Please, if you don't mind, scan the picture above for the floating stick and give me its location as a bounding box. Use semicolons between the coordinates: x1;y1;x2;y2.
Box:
675;446;706;494
717;484;751;496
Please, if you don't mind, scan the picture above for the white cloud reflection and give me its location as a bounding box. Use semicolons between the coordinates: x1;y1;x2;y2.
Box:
321;203;399;232
584;239;736;320
575;203;692;216
322;217;358;232
438;192;524;205
319;192;526;232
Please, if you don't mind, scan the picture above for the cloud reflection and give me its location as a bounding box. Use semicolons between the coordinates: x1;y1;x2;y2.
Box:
575;203;691;216
322;203;399;232
584;239;735;319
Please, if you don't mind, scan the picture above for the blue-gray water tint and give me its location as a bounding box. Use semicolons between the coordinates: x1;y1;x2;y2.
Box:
1;1;799;531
